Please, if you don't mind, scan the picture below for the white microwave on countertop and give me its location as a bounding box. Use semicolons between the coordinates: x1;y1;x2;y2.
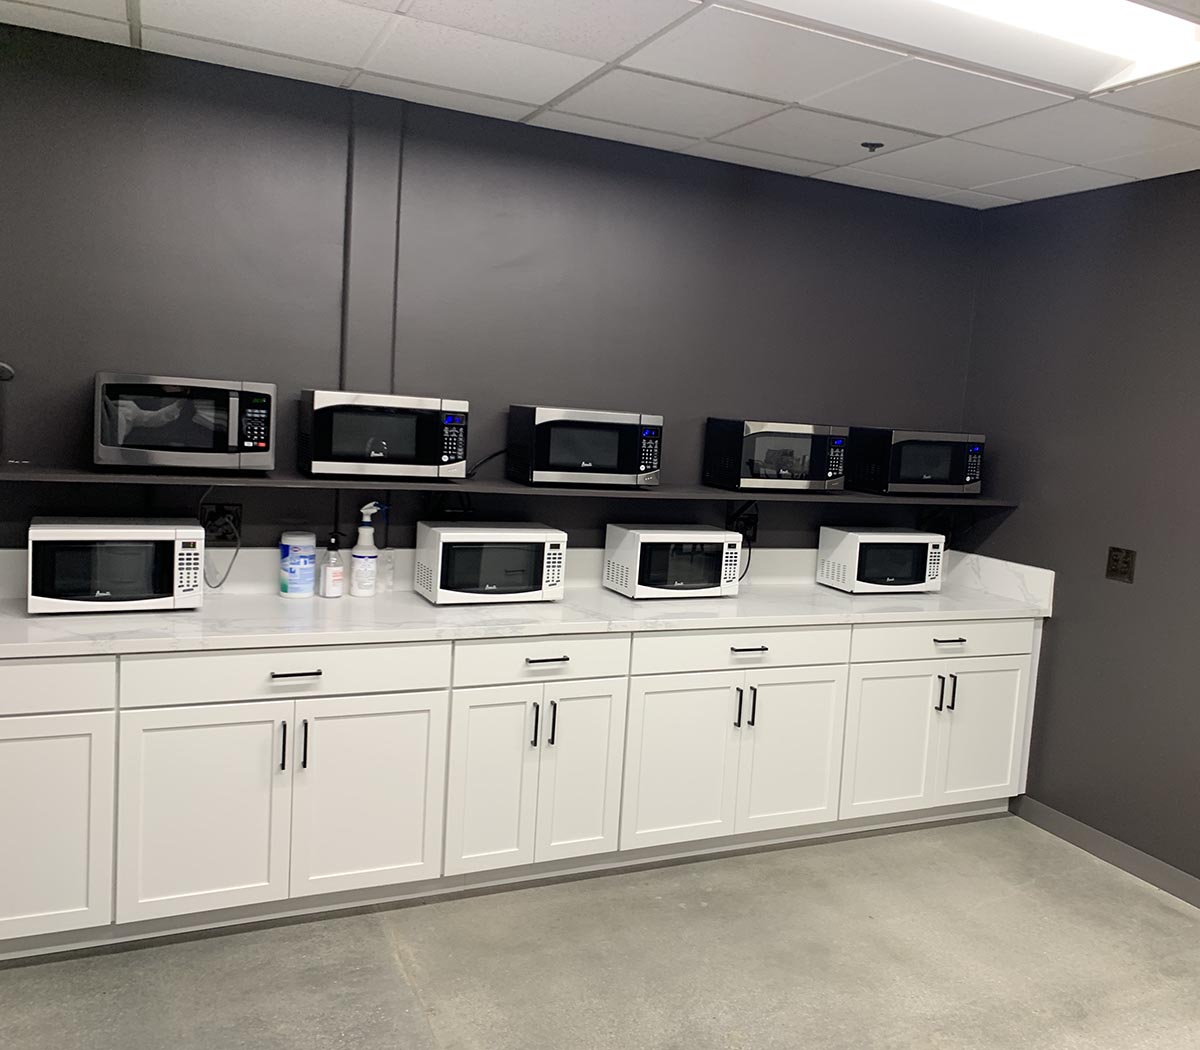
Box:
414;522;566;605
604;525;742;599
817;527;944;593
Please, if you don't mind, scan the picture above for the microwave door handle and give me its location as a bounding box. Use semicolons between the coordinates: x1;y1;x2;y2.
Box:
228;391;240;452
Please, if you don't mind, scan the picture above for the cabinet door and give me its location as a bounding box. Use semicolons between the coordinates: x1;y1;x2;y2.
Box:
935;656;1029;806
535;678;628;863
444;684;541;875
290;691;448;897
840;662;943;819
0;712;115;939
736;665;848;834
621;671;744;850
117;701;293;922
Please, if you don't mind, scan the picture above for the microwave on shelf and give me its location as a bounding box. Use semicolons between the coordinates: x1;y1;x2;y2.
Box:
816;527;944;594
506;405;663;487
603;525;742;599
94;372;276;471
414;522;567;605
27;518;205;614
299;390;468;478
846;427;984;495
703;418;848;491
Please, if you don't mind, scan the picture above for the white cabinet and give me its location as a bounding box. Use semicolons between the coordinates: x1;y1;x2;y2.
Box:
444;678;627;875
117;701;294;922
290;691;448;896
623;667;849;850
840;656;1029;820
0;712;115;939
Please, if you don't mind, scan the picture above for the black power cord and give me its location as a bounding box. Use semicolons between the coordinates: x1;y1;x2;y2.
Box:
739;540;753;582
465;448;506;479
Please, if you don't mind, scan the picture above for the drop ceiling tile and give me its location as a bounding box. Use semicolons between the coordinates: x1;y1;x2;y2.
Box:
1097;137;1200;177
403;0;698;61
556;69;781;138
813;167;955;201
935;189;1018;209
141;0;391;67
1101;66;1200;128
716;108;929;166
975;165;1133;201
351;73;535;118
0;1;128;45
34;0;126;18
142;30;353;86
684;142;828;177
529;112;696;151
806;59;1068;136
958;99;1197;166
625;4;903;104
857;138;1064;189
1157;1;1200;19
365;15;602;104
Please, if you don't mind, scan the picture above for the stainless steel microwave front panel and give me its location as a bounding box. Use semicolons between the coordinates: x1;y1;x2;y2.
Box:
742;421;847;437
883;481;979;495
310;389;444;412
735;476;844;490
530;468;660;487
526;405;659;427
888;429;985;445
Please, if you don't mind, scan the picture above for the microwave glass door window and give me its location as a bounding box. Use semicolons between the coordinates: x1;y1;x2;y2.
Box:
896;442;955;484
857;543;928;588
100;385;229;452
442;542;544;594
548;425;621;472
330;409;418;462
745;433;813;480
31;541;174;602
639;542;723;590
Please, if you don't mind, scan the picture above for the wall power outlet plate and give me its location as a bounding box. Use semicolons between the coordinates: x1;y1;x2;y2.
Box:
200;503;243;544
1105;546;1136;584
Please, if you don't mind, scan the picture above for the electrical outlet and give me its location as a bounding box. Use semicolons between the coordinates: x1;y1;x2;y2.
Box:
1105;546;1136;584
726;503;759;543
200;503;242;544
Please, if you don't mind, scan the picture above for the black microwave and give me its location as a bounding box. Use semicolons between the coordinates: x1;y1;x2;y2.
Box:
703;419;848;491
506;405;662;487
94;372;276;471
299;390;468;478
847;427;985;495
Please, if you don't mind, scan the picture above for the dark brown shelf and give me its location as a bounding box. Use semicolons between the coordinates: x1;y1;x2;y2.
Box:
0;467;1018;509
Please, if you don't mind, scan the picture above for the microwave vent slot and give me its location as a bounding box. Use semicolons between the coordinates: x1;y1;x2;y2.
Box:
819;558;848;587
722;547;740;584
545;548;565;587
415;561;434;595
604;558;630;593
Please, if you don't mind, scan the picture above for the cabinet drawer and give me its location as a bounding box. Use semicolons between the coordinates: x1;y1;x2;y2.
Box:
851;619;1035;664
0;656;116;715
120;643;451;707
452;634;630;687
631;626;851;676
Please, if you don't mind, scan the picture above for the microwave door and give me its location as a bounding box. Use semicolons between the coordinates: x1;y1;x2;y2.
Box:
535;421;641;484
638;542;724;591
442;543;544;595
31;541;175;604
888;438;968;494
97;382;234;467
857;543;928;588
315;405;435;476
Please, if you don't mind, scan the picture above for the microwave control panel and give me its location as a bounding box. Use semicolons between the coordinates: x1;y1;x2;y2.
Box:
441;413;468;463
239;398;272;450
176;539;202;596
639;426;662;474
827;436;846;479
965;443;984;484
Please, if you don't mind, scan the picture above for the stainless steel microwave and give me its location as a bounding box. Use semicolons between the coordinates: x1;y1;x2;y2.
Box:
816;527;944;594
846;427;984;495
703;419;848;491
603;525;742;599
506;405;662;487
414;522;567;605
28;518;204;614
299;390;468;478
94;372;276;471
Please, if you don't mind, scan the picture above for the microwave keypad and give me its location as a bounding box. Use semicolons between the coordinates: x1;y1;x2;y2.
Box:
241;405;271;450
827;444;845;478
177;548;202;593
441;422;467;463
965;450;983;483
639;430;661;474
544;545;565;587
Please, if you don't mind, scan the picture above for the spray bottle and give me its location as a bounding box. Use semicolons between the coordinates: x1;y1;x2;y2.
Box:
350;501;381;597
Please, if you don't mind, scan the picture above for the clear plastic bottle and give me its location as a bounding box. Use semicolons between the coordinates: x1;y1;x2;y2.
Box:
350;502;381;597
318;535;344;598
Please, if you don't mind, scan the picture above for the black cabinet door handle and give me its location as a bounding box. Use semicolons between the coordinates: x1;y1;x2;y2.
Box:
271;669;323;680
730;646;769;654
933;638;966;645
734;687;744;728
280;721;288;771
531;702;540;747
935;675;946;712
548;700;558;745
301;719;309;769
747;686;758;727
948;674;959;711
526;656;570;665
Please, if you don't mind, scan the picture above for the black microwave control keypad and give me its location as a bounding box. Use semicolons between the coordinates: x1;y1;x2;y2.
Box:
965;449;983;483
827;444;846;478
240;405;271;450
177;548;202;593
441;422;467;463
639;429;661;474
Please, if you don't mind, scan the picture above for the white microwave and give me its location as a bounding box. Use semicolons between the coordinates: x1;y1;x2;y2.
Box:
414;522;567;605
816;527;944;594
603;525;742;599
28;519;204;614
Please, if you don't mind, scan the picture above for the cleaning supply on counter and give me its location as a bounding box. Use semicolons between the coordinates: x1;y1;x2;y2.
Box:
350;502;381;597
378;503;395;591
280;531;316;599
318;534;344;598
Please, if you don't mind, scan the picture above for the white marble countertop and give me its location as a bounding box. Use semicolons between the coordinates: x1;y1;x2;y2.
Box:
0;577;1049;660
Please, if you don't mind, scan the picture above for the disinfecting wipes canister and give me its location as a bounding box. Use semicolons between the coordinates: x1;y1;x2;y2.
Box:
280;531;317;598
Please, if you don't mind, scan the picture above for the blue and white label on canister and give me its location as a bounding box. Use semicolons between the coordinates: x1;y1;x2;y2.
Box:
280;531;317;598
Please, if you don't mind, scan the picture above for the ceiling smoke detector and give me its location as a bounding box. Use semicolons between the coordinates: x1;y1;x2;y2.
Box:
861;142;885;153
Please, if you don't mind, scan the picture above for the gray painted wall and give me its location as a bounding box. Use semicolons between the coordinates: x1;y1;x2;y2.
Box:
966;170;1200;878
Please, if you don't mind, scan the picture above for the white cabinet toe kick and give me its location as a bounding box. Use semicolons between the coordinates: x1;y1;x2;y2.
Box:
0;616;1040;959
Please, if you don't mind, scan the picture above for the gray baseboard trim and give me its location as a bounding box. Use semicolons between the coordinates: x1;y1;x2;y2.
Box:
1012;795;1200;910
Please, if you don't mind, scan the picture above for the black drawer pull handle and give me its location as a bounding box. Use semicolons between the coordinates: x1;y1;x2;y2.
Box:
531;702;540;747
748;686;758;727
933;638;966;645
935;675;946;712
280;721;287;771
301;719;309;769
270;669;324;679
526;656;570;665
948;673;959;711
734;687;744;728
730;646;769;654
548;700;558;746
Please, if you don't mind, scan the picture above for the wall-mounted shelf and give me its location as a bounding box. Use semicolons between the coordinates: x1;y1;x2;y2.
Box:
0;467;1018;509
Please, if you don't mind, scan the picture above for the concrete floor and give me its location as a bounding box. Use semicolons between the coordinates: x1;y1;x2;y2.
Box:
3;817;1199;1050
